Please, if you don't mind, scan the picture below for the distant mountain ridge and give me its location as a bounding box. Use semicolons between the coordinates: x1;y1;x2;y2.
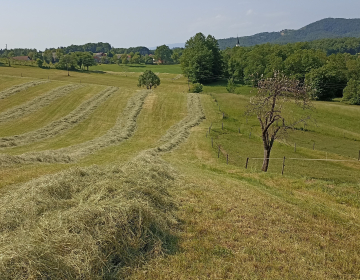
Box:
155;18;360;51
217;18;360;50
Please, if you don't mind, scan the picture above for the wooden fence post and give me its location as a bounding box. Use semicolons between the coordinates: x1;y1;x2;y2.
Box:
358;150;360;161
282;156;286;175
227;154;229;165
238;128;240;133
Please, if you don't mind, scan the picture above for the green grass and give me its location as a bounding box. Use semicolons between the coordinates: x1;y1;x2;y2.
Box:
89;63;183;74
0;65;360;279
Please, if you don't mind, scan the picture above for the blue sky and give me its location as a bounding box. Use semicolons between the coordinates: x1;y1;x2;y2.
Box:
1;0;359;50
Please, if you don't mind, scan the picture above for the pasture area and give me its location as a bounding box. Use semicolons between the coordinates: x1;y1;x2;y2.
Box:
89;63;183;74
0;65;359;279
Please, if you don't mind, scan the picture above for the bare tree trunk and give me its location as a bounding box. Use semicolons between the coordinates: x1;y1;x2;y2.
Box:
262;147;271;172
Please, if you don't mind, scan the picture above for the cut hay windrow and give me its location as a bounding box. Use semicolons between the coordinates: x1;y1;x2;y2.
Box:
0;92;206;279
0;86;118;147
153;93;205;153
0;90;150;165
0;151;179;279
0;84;83;123
0;80;49;100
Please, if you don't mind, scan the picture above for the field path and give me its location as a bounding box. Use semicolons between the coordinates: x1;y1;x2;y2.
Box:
0;90;150;165
0;84;82;123
0;80;49;100
0;86;118;147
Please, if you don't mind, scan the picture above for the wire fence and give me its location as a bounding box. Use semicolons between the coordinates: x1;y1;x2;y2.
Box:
206;93;360;179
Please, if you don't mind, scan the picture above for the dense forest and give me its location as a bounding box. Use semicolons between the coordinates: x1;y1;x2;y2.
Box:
218;18;360;49
222;41;360;103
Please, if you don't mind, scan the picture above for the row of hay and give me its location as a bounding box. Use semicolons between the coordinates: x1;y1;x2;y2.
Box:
0;90;150;165
0;86;119;148
154;93;205;153
0;80;49;100
0;84;82;123
0;152;179;279
0;92;205;279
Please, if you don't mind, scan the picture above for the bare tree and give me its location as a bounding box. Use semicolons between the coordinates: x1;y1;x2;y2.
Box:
246;72;312;172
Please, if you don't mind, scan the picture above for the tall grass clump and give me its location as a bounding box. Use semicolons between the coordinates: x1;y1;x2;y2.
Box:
0;153;179;279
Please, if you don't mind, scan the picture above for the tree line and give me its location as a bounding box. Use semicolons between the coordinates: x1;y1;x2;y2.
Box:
181;33;360;104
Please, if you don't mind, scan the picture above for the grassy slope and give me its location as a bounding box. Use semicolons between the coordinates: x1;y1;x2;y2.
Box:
0;65;359;279
129;85;360;279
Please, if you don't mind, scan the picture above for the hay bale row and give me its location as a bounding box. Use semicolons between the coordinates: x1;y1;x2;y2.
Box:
0;151;179;279
0;80;49;100
0;86;119;148
154;93;205;153
0;90;150;165
0;84;83;123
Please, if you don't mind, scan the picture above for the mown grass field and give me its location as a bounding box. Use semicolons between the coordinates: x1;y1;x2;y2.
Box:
0;64;359;279
89;63;183;74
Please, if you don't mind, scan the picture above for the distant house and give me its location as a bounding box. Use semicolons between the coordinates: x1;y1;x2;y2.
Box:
12;56;31;61
93;52;106;63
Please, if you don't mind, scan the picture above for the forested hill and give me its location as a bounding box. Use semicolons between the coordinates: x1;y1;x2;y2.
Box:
218;18;360;50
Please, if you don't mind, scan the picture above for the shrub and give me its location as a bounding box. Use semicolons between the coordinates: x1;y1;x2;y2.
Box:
190;83;203;93
342;79;360;105
226;78;236;93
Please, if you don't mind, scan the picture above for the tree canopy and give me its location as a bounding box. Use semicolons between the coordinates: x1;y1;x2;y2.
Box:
154;45;172;64
137;70;160;90
181;33;222;84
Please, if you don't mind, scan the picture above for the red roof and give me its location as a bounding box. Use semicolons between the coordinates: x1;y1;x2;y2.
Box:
12;56;31;61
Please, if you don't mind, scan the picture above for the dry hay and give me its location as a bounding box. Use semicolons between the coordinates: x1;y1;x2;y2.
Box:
0;92;206;279
0;87;118;148
0;90;150;165
0;80;49;100
154;93;205;153
0;152;179;279
0;84;83;123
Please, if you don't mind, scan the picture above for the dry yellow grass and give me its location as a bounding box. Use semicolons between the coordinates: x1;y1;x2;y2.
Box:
1;65;360;279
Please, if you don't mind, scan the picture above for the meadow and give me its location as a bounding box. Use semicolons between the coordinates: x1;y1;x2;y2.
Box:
0;64;359;279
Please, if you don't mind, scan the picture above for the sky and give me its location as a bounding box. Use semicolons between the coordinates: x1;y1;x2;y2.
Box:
1;0;360;51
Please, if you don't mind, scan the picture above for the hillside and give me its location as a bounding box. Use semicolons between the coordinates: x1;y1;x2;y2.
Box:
218;17;360;49
0;65;359;278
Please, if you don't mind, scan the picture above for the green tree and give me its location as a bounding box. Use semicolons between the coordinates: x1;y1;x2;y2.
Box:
121;54;129;65
181;33;222;84
154;45;172;64
137;70;160;89
82;52;96;70
57;53;78;76
306;63;348;100
342;79;360;105
7;51;14;66
36;58;43;68
131;52;141;64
